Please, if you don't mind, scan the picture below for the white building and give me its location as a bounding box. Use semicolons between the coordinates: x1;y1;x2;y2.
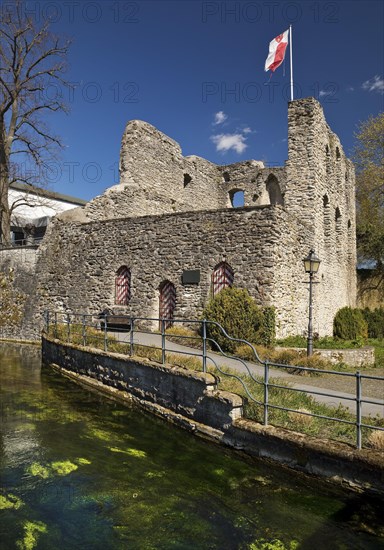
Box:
9;182;86;245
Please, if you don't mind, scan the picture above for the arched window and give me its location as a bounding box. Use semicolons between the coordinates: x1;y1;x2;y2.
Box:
229;189;244;207
115;266;131;305
212;261;234;296
159;280;176;329
266;174;284;206
336;147;341;160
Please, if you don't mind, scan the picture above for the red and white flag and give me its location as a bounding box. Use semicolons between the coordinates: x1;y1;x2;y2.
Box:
264;30;289;72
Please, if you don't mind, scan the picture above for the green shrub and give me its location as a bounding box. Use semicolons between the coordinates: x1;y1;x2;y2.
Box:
363;307;384;338
202;287;265;353
256;306;276;347
333;307;368;340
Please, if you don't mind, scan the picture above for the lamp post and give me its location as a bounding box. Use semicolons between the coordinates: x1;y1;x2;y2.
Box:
303;249;321;356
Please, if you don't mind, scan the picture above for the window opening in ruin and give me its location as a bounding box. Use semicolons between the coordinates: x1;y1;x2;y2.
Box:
336;147;341;159
335;207;342;235
229;189;244;208
115;266;131;305
347;219;351;229
266;175;284;206
223;171;230;182
159;280;176;329
212;261;234;296
325;145;329;155
323;195;331;241
183;173;192;187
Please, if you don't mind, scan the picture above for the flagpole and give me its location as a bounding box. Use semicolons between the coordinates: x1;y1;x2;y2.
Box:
289;24;294;101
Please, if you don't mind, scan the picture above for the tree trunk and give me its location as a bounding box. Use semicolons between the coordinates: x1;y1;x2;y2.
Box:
0;163;11;246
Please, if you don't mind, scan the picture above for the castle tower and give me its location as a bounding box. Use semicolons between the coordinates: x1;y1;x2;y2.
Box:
285;98;357;334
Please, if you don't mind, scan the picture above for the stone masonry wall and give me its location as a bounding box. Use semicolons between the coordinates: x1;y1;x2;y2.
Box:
0;246;39;340
82;119;282;223
84;120;224;221
285;98;357;335
30;205;312;339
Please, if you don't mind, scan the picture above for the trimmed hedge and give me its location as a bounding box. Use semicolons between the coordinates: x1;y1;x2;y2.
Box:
333;307;368;340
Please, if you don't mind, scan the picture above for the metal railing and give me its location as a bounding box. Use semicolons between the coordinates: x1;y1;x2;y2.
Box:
0;237;43;249
43;311;384;450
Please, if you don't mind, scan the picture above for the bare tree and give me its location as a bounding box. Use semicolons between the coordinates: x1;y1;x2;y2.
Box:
0;1;71;245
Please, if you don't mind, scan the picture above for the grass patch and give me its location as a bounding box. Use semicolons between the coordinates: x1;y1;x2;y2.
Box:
276;335;366;349
211;364;384;446
165;326;204;350
234;342;339;376
367;339;384;368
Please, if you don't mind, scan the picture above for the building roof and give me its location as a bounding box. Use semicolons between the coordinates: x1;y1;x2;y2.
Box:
10;182;88;206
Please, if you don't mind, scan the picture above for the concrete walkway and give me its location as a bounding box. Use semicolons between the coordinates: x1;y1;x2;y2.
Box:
116;330;384;418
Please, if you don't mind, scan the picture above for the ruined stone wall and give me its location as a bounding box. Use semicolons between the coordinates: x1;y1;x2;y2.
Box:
82;119;277;222
0;247;38;340
0;246;38;278
30;205;313;338
218;163;287;208
83;120;224;221
5;98;357;342
285;98;357;334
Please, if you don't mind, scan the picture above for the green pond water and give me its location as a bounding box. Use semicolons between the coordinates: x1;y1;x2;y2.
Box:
0;344;383;550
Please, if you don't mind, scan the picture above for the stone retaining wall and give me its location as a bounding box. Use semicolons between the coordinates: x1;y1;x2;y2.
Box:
42;336;384;495
277;346;376;367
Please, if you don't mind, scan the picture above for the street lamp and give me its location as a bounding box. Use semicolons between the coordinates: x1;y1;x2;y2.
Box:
303;249;321;356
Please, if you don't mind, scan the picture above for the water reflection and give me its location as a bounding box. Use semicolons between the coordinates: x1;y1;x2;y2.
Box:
0;343;383;549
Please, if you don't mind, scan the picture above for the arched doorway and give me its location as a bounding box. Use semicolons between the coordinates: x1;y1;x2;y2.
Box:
266;175;284;206
159;280;176;329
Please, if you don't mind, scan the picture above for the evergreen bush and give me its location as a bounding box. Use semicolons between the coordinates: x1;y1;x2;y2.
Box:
333;307;368;340
202;287;270;353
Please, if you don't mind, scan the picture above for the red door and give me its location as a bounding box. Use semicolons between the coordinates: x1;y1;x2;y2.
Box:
115;266;131;305
212;262;234;296
159;281;176;329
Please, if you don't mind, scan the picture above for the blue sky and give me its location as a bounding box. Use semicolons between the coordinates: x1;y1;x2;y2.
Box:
17;0;384;200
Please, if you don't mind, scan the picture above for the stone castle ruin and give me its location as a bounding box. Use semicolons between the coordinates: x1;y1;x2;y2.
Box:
4;97;357;339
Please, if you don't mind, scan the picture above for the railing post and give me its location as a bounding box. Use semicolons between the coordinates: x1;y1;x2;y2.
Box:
54;312;58;338
264;361;269;426
66;313;71;343
356;371;362;450
129;317;134;356
202;319;207;373
82;315;86;347
103;313;108;352
161;319;166;365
